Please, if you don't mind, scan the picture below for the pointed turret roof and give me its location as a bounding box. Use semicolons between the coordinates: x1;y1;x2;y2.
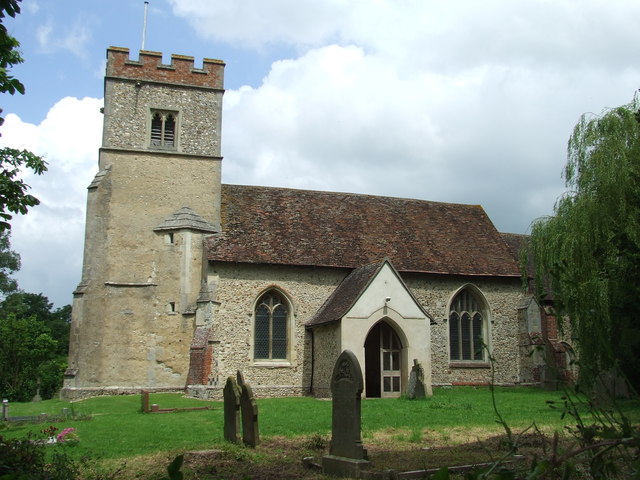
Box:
154;206;218;233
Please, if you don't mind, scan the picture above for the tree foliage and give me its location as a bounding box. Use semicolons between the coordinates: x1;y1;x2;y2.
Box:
0;292;71;401
0;0;25;97
0;230;19;295
0;0;47;231
527;94;640;390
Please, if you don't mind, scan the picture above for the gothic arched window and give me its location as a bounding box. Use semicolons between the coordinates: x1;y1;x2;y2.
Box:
150;110;177;148
254;291;289;360
449;288;488;362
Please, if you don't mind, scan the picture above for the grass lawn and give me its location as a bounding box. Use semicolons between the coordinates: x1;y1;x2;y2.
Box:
2;387;638;478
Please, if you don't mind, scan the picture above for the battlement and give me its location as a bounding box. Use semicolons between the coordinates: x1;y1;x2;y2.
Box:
106;46;224;89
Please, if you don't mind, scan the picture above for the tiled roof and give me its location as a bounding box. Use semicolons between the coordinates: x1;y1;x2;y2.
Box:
501;232;530;276
155;206;219;233
206;184;521;277
306;262;382;327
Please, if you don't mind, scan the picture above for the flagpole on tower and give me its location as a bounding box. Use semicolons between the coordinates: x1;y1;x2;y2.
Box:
141;1;149;51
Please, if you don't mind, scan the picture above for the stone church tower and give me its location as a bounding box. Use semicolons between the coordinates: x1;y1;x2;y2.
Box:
63;48;225;396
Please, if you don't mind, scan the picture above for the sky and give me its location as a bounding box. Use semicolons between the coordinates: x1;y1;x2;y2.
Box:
1;0;639;308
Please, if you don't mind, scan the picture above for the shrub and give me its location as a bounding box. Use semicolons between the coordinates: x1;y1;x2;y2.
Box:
0;434;80;479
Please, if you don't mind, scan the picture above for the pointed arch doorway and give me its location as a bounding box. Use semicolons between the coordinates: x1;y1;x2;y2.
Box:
364;321;403;398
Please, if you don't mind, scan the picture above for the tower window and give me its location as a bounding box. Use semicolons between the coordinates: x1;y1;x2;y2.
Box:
150;110;178;149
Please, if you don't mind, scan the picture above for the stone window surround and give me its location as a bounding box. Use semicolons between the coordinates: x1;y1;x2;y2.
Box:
446;284;492;364
250;286;295;367
148;108;180;151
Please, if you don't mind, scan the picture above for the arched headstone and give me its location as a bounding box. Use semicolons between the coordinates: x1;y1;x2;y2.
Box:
223;376;241;443
322;350;370;478
237;370;260;447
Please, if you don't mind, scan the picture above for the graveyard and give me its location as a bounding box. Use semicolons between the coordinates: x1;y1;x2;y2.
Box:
3;378;639;479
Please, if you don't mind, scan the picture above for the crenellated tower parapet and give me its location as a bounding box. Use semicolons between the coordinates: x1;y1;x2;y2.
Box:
106;46;224;90
101;47;225;157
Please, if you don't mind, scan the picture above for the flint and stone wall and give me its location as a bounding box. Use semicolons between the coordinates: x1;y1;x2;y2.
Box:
405;273;524;386
188;263;347;399
188;264;525;399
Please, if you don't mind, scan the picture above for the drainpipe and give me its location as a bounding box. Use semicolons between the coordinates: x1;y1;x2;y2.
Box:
308;329;314;395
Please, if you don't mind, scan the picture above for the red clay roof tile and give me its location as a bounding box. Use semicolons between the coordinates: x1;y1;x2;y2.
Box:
206;184;520;277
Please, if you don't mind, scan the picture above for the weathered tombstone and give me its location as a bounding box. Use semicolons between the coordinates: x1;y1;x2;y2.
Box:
593;369;631;402
406;359;426;399
32;379;42;402
237;370;260;447
223;376;241;443
2;399;8;421
322;350;370;478
141;390;150;413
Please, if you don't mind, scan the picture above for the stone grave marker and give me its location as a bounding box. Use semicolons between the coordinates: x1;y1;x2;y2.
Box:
141;390;150;413
2;399;8;421
223;375;241;443
322;349;370;478
237;370;260;447
406;359;426;399
32;379;42;402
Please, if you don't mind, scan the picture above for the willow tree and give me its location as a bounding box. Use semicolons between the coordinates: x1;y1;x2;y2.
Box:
528;94;640;390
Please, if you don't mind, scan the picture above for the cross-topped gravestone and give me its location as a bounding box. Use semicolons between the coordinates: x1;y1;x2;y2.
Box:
407;359;426;399
223;376;241;443
322;350;370;478
237;370;260;447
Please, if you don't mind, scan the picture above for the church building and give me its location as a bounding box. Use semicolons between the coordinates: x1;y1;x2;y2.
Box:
62;47;553;400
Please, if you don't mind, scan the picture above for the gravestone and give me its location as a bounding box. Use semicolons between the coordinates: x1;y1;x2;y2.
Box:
593;369;632;401
223;376;241;443
2;399;8;421
406;359;426;399
32;379;42;402
322;350;370;478
237;371;260;447
141;390;150;413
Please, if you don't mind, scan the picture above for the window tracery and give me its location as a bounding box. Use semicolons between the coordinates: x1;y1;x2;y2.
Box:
254;291;289;360
449;288;487;362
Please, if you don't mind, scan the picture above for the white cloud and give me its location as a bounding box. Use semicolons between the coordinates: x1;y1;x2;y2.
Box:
174;0;640;236
221;40;635;234
35;20;92;58
169;0;640;73
24;1;40;14
0;97;103;306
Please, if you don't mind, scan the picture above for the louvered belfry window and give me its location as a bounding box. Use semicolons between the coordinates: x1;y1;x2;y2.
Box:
449;289;486;361
254;292;288;360
150;110;177;148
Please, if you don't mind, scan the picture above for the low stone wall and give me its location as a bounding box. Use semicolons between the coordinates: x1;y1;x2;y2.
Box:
186;384;307;400
60;386;185;402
